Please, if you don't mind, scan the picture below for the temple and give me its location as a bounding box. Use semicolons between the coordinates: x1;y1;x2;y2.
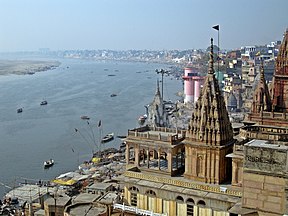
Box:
120;30;288;215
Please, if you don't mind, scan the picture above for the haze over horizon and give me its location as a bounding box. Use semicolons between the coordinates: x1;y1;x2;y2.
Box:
0;0;287;52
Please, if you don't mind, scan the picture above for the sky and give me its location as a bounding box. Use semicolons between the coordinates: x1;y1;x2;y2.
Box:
0;0;287;52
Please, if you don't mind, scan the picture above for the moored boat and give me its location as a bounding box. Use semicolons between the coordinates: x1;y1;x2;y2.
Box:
101;133;114;143
44;159;54;168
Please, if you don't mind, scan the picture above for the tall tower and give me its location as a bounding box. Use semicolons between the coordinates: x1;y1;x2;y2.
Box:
246;29;288;127
184;39;234;184
271;29;288;112
182;67;204;103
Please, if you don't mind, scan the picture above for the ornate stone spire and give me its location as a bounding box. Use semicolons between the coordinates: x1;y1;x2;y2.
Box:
188;38;233;146
251;61;272;113
208;38;215;75
271;29;288;111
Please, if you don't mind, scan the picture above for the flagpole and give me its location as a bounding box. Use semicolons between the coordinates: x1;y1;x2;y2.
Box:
212;25;220;73
217;28;220;73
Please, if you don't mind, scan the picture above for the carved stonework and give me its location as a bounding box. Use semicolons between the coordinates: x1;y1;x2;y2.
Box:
244;29;288;128
187;38;234;146
244;140;288;175
184;39;234;184
251;62;272;113
271;29;288;112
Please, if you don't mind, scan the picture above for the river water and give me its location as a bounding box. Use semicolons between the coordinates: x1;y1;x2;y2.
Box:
0;56;183;197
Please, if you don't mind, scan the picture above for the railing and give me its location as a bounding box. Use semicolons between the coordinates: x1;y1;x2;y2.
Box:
113;203;167;216
127;126;186;144
124;171;242;197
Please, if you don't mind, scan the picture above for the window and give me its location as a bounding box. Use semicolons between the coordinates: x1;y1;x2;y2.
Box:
131;192;137;206
186;198;195;216
129;186;139;207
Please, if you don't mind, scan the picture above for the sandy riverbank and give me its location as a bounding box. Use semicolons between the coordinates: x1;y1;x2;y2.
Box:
0;59;61;76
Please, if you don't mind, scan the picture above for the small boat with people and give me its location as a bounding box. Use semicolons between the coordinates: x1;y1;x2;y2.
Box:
17;108;23;113
44;159;54;168
40;100;48;105
101;133;114;143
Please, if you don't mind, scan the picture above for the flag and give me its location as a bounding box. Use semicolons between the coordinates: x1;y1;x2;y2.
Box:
212;25;219;31
98;120;102;127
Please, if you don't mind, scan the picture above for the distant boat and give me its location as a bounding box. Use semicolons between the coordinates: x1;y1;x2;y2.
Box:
40;100;48;105
101;133;114;143
110;93;117;97
104;69;109;71
81;115;90;120
44;159;54;168
17;108;23;113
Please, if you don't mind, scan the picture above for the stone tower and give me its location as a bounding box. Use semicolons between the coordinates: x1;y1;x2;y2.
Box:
184;38;235;184
146;80;168;127
246;29;288;127
251;61;272;113
271;29;288;112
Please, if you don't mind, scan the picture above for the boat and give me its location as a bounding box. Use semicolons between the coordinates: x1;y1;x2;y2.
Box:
40;100;48;105
81;115;90;120
110;93;117;97
101;133;114;143
17;108;23;113
44;159;54;168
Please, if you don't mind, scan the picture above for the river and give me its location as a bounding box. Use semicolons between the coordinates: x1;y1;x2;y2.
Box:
0;56;183;197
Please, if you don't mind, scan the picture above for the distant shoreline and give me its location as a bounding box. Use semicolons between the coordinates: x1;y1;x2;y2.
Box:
0;60;61;76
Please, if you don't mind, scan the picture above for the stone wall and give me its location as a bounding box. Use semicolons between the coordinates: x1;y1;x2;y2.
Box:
242;140;288;215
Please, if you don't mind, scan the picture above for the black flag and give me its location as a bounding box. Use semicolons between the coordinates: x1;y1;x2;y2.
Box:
212;25;219;31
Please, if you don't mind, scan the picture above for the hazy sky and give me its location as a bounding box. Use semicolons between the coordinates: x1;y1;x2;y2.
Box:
0;0;287;52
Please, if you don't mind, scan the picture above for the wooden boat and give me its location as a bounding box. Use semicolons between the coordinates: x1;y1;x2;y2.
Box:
40;100;48;105
110;93;117;97
101;133;114;143
44;159;54;168
17;108;23;113
80;115;90;120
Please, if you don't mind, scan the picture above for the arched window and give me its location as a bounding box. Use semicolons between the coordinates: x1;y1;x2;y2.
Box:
146;190;156;211
129;186;139;206
197;200;206;207
176;196;184;203
145;190;156;197
186;198;195;216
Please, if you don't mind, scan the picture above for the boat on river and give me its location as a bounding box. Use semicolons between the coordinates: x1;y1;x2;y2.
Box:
44;159;54;168
40;100;48;105
17;108;23;113
81;115;90;120
101;133;114;143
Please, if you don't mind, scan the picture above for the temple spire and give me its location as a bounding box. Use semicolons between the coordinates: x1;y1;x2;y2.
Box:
260;61;265;81
187;39;233;146
208;38;215;75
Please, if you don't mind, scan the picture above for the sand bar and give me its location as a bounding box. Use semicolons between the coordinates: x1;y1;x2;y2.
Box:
0;59;61;76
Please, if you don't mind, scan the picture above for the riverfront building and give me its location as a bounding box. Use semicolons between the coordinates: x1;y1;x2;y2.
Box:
121;30;288;216
182;67;204;104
